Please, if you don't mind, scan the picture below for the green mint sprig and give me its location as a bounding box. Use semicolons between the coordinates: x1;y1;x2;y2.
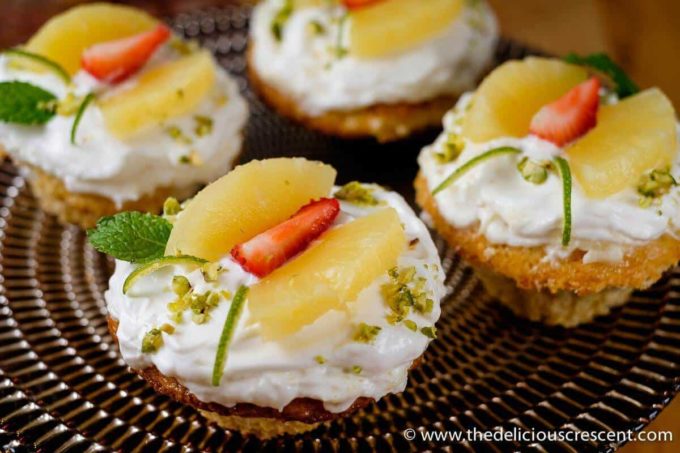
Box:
553;157;572;246
212;285;249;386
564;53;639;98
432;146;522;195
70;93;95;145
2;48;71;83
0;81;57;125
87;212;173;263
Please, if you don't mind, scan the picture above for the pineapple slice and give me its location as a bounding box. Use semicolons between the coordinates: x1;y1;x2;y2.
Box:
248;208;406;339
100;51;216;139
25;3;157;75
165;158;337;261
349;0;463;58
462;58;588;142
569;88;678;198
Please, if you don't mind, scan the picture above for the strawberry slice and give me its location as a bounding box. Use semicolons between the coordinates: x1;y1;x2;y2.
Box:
529;77;601;146
81;24;171;84
231;198;341;277
342;0;385;10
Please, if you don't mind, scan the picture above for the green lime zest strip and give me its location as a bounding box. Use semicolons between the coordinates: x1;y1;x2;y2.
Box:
212;285;249;386
123;255;208;294
432;146;522;196
3;48;71;84
70;93;95;145
553;156;572;247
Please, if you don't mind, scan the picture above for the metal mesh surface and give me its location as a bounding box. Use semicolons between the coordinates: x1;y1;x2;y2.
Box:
0;5;679;452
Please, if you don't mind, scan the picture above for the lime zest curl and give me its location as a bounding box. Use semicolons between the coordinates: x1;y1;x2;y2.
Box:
432;146;522;196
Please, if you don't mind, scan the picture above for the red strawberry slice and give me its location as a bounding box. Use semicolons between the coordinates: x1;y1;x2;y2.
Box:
529;77;601;146
231;198;341;277
342;0;385;10
81;24;171;84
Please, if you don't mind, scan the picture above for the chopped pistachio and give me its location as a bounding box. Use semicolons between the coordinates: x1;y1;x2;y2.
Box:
37;99;58;113
403;319;418;332
350;365;362;375
160;323;175;334
308;20;326;35
163;197;182;217
172;275;191;297
517;157;551;184
314;355;326;364
637;168;677;198
166;125;192;144
201;262;223;282
638;196;655;209
194;115;213;137
214;93;229;107
386;313;404;325
353;323;382;343
179;149;203;166
192;313;208;324
206;292;221;308
335;181;380;206
382;266;435;326
220;290;232;300
187;290;222;324
56;92;84;116
271;0;294;41
420;326;437;339
170;311;183;324
170;38;199;55
435;134;465;163
141;328;164;353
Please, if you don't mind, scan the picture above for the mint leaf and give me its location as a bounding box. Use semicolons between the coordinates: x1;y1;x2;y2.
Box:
564;53;639;98
0;81;57;125
87;212;173;263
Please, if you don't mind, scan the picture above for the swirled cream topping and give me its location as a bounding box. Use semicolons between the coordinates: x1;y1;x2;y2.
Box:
249;0;498;115
419;94;680;263
0;45;248;206
106;186;445;413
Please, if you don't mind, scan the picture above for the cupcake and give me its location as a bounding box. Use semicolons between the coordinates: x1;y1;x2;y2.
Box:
248;0;497;142
89;157;445;438
416;55;680;326
0;3;248;229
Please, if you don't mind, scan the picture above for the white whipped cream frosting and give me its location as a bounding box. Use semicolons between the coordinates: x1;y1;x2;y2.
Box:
0;45;248;205
250;0;498;115
419;93;680;263
106;186;445;413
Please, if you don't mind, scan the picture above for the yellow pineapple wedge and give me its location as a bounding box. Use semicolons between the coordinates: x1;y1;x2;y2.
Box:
248;208;406;340
25;3;157;75
349;0;463;58
165;158;337;261
100;51;216;139
462;58;588;142
569;88;678;198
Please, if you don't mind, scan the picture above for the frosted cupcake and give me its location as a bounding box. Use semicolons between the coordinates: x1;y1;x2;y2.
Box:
416;55;680;326
0;3;248;228
90;158;445;438
249;0;497;142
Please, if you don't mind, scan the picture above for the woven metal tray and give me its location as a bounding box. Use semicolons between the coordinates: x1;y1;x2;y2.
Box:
0;5;679;452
